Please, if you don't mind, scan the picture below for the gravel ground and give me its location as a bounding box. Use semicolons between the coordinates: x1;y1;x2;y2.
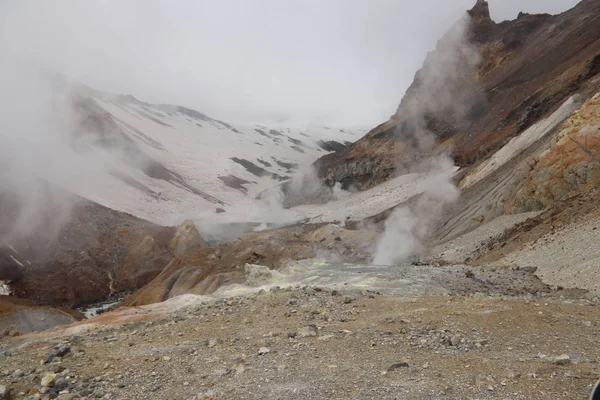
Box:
1;285;599;400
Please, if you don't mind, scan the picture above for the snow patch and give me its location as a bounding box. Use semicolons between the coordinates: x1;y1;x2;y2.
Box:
9;255;24;268
0;281;11;295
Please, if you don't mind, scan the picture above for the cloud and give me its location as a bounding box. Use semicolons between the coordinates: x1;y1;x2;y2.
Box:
0;1;579;127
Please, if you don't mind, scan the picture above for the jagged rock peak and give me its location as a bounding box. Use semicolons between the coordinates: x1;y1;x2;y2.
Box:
468;0;492;21
467;0;497;44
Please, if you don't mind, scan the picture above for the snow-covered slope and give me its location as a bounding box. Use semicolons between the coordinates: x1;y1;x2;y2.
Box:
68;92;366;224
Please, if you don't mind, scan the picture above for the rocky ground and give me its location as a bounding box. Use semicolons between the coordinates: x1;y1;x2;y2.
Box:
1;265;600;400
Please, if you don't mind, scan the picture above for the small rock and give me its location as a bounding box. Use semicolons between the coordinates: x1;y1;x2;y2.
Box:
7;329;20;337
258;347;270;356
317;334;334;341
554;354;571;365
0;385;10;400
12;369;24;379
343;296;353;304
44;346;70;364
387;362;409;371
163;356;171;362
520;266;537;274
298;325;318;338
450;335;461;347
474;374;490;387
197;389;216;399
506;370;521;379
49;365;65;374
206;338;221;348
41;373;57;387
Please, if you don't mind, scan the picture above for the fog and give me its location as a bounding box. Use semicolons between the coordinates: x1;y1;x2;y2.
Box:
0;0;579;127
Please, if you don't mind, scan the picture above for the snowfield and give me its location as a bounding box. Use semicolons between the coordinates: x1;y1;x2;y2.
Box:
65;93;367;225
58;92;460;234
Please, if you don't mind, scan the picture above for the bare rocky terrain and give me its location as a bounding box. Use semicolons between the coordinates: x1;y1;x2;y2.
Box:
2;0;600;399
1;277;599;400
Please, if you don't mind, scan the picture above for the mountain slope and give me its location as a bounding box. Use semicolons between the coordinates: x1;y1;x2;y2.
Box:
121;0;600;306
66;89;365;224
310;0;600;192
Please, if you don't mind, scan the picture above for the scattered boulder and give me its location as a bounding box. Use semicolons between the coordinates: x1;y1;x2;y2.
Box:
554;354;571;365
44;346;71;364
387;362;409;371
11;370;23;379
258;347;270;356
450;335;461;347
205;338;221;348
298;325;318;338
41;373;57;387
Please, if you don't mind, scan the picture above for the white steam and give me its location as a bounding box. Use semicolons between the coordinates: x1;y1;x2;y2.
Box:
373;14;480;265
0;62;154;245
191;165;351;243
373;159;459;265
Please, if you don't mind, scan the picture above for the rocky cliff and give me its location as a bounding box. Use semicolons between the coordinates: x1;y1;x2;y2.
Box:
124;0;600;307
311;0;600;194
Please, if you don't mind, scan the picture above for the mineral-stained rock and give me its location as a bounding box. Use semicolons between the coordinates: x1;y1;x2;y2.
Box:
170;219;207;256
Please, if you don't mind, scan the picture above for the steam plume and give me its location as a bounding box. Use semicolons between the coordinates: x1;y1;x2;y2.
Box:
373;13;481;265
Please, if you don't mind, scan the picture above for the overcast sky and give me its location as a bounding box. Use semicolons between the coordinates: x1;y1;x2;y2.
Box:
0;0;580;126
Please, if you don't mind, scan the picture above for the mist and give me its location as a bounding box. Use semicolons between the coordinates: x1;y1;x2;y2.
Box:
372;13;478;266
0;0;579;127
0;0;582;251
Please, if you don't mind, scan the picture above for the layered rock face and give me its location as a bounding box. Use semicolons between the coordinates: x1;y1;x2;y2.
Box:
509;92;600;213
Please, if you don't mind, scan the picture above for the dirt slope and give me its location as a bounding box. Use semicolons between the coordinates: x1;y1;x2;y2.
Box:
0;183;177;307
